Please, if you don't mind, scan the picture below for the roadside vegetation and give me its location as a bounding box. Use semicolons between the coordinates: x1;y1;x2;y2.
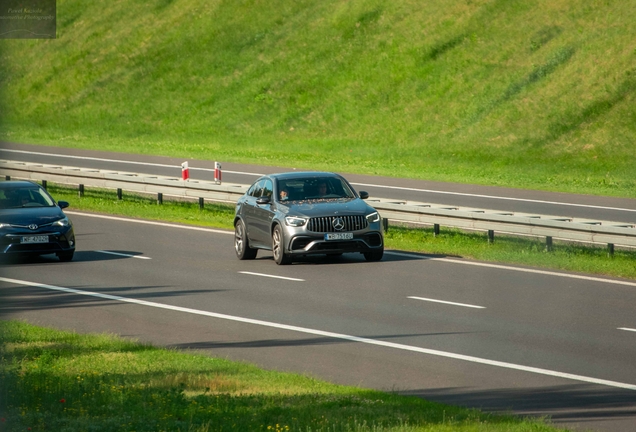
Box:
48;183;636;280
1;1;635;198
0;320;566;432
2;2;633;430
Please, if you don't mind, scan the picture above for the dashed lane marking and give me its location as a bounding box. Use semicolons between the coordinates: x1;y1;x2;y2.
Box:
1;276;635;391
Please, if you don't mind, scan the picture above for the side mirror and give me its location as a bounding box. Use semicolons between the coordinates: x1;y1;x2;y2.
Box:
58;201;70;209
358;191;369;200
256;196;271;205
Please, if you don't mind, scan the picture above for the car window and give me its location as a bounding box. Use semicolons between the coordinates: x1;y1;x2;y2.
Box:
306;177;355;200
262;179;273;198
0;186;55;209
33;188;55;206
248;179;266;198
246;182;257;197
277;179;302;201
276;177;355;201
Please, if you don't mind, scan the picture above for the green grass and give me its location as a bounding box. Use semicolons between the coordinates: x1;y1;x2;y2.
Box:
384;225;636;280
47;183;636;280
0;320;566;432
1;0;635;198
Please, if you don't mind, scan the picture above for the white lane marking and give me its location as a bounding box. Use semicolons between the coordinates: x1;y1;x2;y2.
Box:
95;250;151;260
239;271;304;282
4;148;635;214
1;276;635;391
65;212;233;235
618;327;636;333
0;149;261;176
408;296;485;309
351;181;636;213
385;251;636;288
65;214;636;288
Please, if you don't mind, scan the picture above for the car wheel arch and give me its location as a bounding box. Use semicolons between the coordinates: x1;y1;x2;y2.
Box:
271;223;292;265
270;220;282;235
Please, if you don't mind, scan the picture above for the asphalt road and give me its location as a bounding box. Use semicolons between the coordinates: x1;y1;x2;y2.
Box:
1;213;636;431
2;141;636;224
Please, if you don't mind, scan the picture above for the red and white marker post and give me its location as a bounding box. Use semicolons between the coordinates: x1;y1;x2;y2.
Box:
214;162;222;184
181;162;190;181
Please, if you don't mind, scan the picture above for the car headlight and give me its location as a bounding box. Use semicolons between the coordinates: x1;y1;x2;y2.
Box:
366;212;380;223
53;217;70;227
285;216;307;227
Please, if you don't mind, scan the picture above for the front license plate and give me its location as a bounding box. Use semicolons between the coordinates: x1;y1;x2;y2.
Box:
325;232;353;241
21;235;49;244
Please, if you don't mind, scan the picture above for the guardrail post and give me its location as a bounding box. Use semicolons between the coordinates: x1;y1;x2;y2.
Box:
157;193;163;205
199;197;204;210
488;230;495;243
434;224;440;237
41;180;47;190
117;188;122;200
608;243;614;257
79;184;84;197
382;218;388;233
546;236;553;252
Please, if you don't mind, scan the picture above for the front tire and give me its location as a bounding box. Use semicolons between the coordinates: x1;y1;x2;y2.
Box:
272;225;291;265
57;250;74;262
363;248;383;262
235;220;257;260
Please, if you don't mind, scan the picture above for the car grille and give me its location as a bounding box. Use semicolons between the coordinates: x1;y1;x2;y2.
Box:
307;215;368;233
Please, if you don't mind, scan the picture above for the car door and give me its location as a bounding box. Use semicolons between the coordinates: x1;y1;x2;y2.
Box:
242;179;265;245
252;178;275;245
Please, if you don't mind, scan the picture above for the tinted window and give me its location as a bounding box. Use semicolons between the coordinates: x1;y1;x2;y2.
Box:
247;180;266;198
0;186;55;209
262;179;273;198
246;182;258;196
276;177;355;201
276;179;303;201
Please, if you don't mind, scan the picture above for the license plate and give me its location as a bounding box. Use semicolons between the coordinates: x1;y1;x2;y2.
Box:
21;235;49;244
325;232;353;241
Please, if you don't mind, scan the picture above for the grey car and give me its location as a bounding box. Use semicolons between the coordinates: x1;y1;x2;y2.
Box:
234;172;384;265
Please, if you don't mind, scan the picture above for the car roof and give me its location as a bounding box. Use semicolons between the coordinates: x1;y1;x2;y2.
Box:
0;180;41;189
266;171;343;181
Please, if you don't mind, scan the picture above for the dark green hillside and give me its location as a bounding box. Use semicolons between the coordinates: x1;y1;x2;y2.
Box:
1;0;635;196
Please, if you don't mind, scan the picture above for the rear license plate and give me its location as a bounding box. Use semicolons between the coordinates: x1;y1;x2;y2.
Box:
21;235;49;244
325;232;353;241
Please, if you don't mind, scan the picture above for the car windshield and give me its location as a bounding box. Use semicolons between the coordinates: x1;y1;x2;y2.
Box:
277;177;356;202
0;186;56;209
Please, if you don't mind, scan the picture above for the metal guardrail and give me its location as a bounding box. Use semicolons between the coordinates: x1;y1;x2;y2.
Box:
0;159;249;203
2;159;635;249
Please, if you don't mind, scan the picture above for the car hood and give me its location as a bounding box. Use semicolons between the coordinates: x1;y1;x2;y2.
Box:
0;207;67;225
279;198;374;218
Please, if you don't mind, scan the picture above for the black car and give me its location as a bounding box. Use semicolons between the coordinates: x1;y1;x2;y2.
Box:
0;180;76;261
234;172;384;265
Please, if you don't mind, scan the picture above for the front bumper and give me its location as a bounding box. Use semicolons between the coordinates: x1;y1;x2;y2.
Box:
0;227;76;255
286;231;383;255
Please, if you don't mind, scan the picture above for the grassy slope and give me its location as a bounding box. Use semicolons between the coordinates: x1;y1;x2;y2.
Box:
1;0;635;197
